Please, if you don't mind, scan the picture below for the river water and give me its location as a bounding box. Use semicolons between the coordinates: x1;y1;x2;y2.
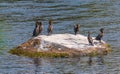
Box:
0;0;120;74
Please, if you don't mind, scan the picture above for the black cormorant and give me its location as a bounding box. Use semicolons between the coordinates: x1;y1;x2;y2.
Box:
74;24;80;35
95;28;104;43
47;20;53;35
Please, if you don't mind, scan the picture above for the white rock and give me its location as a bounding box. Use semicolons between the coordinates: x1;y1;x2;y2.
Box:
34;33;104;51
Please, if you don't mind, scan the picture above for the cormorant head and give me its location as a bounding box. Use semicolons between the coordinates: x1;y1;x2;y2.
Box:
35;18;39;27
35;18;39;22
76;24;80;27
100;28;104;33
88;31;91;35
49;20;53;25
39;21;42;26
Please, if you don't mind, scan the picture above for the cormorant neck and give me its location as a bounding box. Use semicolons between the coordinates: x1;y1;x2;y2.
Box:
101;31;104;33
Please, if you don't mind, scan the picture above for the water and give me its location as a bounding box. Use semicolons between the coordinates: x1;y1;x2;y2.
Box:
0;0;120;74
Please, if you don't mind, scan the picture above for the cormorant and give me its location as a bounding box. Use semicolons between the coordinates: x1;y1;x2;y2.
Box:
47;20;53;35
87;31;94;46
38;21;43;35
95;28;104;43
74;24;80;35
33;19;41;36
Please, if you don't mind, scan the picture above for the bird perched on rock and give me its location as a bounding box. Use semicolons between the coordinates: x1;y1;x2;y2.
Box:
87;31;94;46
38;21;43;35
95;28;104;43
74;24;80;35
35;19;39;28
47;20;53;35
33;19;43;36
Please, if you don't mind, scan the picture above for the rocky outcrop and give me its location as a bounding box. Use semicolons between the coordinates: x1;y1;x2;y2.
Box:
9;34;111;58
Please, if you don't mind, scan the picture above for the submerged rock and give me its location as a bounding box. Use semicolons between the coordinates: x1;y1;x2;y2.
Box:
9;34;111;58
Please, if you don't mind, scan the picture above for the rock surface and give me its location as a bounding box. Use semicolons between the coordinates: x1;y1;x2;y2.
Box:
9;34;111;57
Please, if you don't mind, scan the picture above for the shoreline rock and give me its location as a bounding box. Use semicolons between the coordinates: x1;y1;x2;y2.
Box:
9;34;111;58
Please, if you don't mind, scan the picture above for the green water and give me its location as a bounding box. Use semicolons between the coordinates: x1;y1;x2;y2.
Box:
0;0;120;74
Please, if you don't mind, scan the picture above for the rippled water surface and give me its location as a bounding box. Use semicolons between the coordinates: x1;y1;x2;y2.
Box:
0;0;120;74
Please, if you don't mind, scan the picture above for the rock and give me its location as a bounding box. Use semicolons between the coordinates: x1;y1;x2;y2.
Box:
9;34;111;58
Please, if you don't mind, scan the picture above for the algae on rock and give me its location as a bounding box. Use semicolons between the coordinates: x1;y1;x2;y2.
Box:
9;34;111;58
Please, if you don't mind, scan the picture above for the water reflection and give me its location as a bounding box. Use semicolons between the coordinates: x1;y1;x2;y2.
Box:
33;58;41;74
97;55;104;65
88;55;104;66
32;56;106;74
88;56;92;66
33;58;56;74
